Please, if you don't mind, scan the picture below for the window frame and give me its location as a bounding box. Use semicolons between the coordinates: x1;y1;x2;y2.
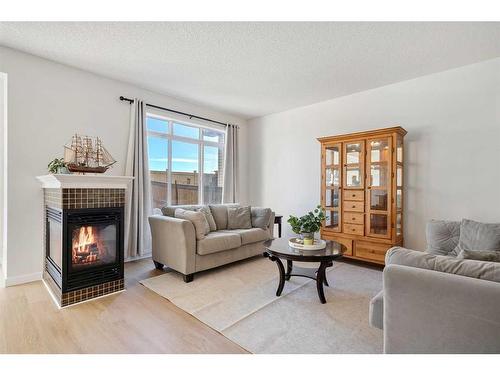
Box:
146;113;225;206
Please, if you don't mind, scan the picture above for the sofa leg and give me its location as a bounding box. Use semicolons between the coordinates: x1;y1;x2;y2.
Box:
183;274;194;283
153;261;164;270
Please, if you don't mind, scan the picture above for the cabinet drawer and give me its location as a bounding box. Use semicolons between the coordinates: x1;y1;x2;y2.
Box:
344;190;364;201
343;212;364;224
344;223;364;236
344;201;364;212
354;241;392;263
334;237;353;256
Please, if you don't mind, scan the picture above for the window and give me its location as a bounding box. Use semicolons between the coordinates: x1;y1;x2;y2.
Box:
147;115;225;208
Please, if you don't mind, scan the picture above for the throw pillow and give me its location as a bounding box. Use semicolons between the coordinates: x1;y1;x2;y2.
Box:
208;204;239;230
458;249;500;263
197;206;217;231
251;207;272;229
227;206;252;230
452;219;500;256
174;208;210;240
426;220;460;256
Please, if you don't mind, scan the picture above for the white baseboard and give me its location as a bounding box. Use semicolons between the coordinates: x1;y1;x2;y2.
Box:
4;271;42;287
125;253;152;262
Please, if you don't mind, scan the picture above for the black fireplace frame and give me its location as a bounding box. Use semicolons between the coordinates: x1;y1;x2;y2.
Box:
46;206;124;293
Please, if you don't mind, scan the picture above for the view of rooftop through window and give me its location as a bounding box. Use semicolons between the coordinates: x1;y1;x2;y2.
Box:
146;116;225;207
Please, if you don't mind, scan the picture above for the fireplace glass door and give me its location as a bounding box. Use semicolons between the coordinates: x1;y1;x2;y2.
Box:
70;223;117;271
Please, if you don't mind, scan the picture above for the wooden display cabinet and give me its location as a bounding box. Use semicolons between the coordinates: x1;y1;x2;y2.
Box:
318;126;406;265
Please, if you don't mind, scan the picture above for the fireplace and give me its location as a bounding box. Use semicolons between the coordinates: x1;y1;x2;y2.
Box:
38;174;132;307
46;207;123;292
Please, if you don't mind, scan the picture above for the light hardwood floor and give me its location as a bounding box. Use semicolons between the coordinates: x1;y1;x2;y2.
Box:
0;259;247;354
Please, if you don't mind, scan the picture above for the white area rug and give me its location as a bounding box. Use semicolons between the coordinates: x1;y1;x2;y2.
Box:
140;256;383;353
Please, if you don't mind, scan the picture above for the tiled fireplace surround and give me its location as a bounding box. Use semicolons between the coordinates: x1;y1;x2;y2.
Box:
37;175;133;308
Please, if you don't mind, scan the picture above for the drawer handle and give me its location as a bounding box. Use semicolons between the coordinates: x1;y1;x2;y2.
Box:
352;205;356;208
352;217;356;220
352;228;356;232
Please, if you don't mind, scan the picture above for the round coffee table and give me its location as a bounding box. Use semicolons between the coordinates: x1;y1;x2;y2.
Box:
263;237;346;304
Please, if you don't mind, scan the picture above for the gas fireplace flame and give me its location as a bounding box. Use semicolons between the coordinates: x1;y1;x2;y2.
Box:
72;226;101;264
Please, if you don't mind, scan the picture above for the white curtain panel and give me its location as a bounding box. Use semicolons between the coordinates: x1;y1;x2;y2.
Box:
222;124;239;203
124;99;152;258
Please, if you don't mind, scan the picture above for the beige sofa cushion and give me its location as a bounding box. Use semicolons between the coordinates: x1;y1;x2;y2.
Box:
175;208;209;240
251;207;272;229
386;246;500;283
227;206;252;229
197;206;217;231
208;204;239;230
197;231;242;255
221;228;270;245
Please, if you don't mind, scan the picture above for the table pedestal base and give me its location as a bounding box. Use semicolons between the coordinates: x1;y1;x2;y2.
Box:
264;253;333;304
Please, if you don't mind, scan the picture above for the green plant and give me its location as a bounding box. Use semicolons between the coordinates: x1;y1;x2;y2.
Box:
287;205;326;234
47;158;66;174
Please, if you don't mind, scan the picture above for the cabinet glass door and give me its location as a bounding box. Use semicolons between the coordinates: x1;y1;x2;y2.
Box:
323;143;342;232
366;137;391;238
395;135;404;238
343;141;364;189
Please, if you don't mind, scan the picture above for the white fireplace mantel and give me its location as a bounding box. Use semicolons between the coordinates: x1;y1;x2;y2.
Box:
36;174;134;189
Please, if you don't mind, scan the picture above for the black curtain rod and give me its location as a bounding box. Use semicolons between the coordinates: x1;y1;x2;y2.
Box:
119;96;229;127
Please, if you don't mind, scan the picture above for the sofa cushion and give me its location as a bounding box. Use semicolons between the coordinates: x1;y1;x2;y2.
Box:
174;208;209;240
251;207;272;229
227;206;252;229
426;220;460;256
458;249;500;263
197;206;217;231
221;228;270;245
208;204;239;230
386;246;500;283
452;219;500;256
196;231;242;255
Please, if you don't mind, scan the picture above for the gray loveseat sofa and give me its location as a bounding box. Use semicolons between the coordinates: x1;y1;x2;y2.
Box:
149;204;275;282
369;219;500;353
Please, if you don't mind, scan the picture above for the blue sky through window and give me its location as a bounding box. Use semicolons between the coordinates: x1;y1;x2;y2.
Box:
147;117;221;173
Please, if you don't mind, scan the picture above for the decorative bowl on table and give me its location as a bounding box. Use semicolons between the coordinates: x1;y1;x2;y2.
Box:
288;237;327;251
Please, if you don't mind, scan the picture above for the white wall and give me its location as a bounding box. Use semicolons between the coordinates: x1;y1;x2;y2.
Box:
0;72;6;287
0;46;248;286
248;58;500;251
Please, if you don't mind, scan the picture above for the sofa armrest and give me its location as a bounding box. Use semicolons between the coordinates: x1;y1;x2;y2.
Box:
384;264;500;353
148;215;196;275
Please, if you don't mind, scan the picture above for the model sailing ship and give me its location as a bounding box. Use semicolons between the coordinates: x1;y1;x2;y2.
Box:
64;134;116;173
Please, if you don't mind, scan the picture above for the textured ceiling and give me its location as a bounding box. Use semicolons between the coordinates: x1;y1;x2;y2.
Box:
1;22;500;119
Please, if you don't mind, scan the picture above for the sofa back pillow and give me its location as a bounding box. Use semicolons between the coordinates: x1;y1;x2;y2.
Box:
251;207;272;229
452;219;500;256
208;204;239;230
227;206;252;230
426;220;460;256
197;206;217;231
174;208;210;240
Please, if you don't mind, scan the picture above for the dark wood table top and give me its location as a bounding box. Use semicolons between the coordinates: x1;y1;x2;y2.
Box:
263;237;346;262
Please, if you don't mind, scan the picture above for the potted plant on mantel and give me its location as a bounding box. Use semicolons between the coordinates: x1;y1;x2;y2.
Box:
47;157;69;174
287;205;326;245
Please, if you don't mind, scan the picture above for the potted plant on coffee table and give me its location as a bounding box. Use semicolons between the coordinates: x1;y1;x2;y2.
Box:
287;205;326;245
